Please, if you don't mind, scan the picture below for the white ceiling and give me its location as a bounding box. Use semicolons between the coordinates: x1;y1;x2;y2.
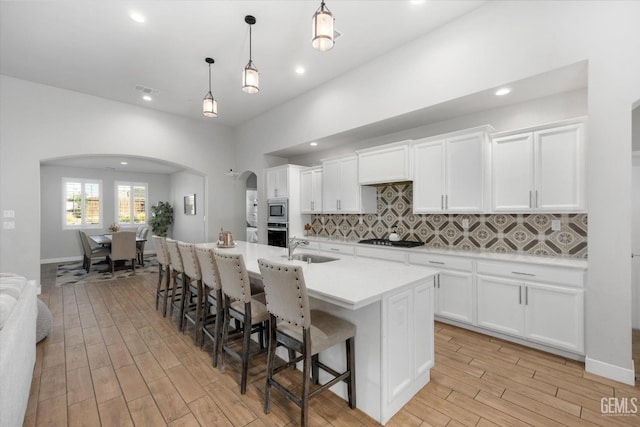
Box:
42;155;184;174
0;0;487;127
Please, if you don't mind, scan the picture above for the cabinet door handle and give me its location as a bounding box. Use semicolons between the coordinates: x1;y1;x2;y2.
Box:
525;286;529;305
275;188;278;197
519;286;522;304
428;261;445;265
441;195;444;210
329;248;340;252
438;275;441;288
311;201;315;211
512;271;536;277
445;195;448;210
529;190;533;208
535;190;538;208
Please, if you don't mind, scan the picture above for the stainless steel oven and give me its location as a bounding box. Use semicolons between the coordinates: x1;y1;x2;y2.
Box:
267;222;288;248
267;199;288;223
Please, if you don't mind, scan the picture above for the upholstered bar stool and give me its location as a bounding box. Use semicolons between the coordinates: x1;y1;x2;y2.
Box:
152;235;171;316
214;251;269;394
258;259;356;427
165;238;185;329
195;246;224;366
177;242;203;344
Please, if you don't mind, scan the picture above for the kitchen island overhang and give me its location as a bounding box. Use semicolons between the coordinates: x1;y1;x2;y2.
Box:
197;241;439;424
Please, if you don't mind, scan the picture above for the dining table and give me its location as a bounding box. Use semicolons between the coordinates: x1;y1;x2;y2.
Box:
89;234;146;246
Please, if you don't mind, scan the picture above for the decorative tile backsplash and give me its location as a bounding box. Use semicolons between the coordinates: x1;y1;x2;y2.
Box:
309;183;587;259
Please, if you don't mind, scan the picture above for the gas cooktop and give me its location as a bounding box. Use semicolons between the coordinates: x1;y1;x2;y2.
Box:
358;238;424;248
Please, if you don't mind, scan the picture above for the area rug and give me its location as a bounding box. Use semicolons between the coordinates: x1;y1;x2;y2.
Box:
56;256;158;286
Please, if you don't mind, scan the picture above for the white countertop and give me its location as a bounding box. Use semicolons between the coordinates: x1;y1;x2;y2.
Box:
305;236;588;270
197;241;439;310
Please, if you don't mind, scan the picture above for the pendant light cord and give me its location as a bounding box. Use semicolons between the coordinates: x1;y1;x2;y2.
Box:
249;24;253;63
208;63;212;92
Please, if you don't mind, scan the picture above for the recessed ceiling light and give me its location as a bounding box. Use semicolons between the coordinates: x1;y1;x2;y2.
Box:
309;142;318;147
295;66;305;75
130;12;145;23
120;161;128;165
142;95;152;101
495;87;511;96
410;0;426;5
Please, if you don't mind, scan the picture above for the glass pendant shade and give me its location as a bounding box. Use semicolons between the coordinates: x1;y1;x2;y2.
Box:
312;1;334;51
242;61;259;94
202;91;217;117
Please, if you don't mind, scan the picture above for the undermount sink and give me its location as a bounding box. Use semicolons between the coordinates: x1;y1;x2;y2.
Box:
283;253;339;263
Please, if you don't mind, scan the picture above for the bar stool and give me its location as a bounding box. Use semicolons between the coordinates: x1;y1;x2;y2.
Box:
178;242;203;344
257;259;356;427
195;246;224;367
151;235;171;316
165;238;185;329
214;251;269;394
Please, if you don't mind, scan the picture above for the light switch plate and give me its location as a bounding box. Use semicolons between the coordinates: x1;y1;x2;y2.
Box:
551;220;561;231
3;221;15;229
3;210;14;218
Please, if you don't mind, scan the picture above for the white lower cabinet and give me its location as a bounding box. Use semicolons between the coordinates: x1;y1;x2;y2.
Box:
408;253;474;325
477;272;584;354
436;270;475;325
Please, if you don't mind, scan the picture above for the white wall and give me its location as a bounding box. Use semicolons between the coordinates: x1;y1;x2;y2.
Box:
0;75;236;282
633;154;640;330
234;1;640;384
40;164;170;262
170;171;206;244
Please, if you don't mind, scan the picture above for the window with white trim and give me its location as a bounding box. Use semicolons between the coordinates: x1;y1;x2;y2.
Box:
116;182;148;225
62;178;103;229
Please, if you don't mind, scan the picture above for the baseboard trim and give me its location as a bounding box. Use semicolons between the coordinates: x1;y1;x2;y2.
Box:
585;357;636;386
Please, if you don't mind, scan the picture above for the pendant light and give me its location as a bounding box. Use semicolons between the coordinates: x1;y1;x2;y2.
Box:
312;0;334;51
242;15;259;94
202;57;218;117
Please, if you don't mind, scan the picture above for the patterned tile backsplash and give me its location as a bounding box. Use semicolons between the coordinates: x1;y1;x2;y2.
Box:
309;183;587;259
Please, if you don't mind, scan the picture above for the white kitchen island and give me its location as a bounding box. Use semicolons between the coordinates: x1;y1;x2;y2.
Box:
197;241;438;425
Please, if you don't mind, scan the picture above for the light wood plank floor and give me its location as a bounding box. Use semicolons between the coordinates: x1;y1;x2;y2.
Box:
25;263;639;426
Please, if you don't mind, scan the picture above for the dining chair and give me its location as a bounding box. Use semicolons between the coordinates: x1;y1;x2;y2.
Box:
195;246;224;366
79;230;110;273
108;231;137;276
152;235;171;316
214;251;269;394
136;226;150;266
165;238;185;328
258;259;356;427
178;241;203;344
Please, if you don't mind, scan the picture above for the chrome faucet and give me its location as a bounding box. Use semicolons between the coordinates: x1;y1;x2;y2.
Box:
288;236;309;260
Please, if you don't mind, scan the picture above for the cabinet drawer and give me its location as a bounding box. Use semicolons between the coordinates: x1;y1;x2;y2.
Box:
356;246;407;263
318;242;355;255
408;253;473;272
477;261;584;287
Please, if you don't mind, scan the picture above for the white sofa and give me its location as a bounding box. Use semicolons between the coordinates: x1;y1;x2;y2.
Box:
0;274;38;427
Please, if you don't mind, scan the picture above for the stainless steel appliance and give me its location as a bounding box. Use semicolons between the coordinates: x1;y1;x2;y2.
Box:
267;199;288;223
358;238;424;248
267;222;288;247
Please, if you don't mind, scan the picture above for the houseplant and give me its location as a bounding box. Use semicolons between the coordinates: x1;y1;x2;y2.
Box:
149;201;174;237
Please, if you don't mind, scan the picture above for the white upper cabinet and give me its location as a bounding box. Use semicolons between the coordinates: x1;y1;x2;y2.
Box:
300;167;322;214
413;126;492;213
491;118;586;212
357;140;412;185
322;155;377;214
266;165;289;199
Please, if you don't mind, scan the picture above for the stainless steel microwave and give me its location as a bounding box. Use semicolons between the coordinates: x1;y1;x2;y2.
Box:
268;199;288;223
